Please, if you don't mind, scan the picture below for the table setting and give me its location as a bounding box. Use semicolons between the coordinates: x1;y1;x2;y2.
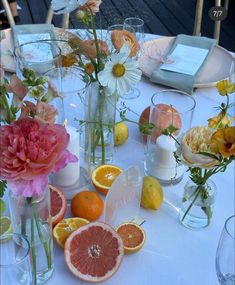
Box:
0;0;235;284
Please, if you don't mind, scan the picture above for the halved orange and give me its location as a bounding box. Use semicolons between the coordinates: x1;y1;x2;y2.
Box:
53;217;89;248
116;222;146;254
91;164;122;195
49;185;67;227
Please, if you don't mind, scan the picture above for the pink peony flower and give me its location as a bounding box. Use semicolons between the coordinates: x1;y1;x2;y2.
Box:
81;0;101;14
0;118;78;197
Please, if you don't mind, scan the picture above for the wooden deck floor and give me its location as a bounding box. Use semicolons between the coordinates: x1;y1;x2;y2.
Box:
3;0;235;52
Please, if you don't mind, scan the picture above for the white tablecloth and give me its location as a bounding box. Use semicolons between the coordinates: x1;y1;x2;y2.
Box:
4;32;235;285
49;33;235;285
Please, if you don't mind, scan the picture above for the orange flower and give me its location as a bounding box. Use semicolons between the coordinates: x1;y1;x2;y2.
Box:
80;39;109;59
84;62;95;74
208;112;234;129
210;127;235;157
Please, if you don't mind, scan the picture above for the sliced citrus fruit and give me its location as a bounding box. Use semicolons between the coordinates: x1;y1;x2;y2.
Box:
0;216;12;236
91;164;122;195
71;190;104;221
64;221;124;282
49;185;67;226
53;217;89;248
116;222;146;254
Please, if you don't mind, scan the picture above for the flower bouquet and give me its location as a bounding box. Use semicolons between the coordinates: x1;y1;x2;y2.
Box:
0;66;78;284
164;79;235;229
51;0;142;166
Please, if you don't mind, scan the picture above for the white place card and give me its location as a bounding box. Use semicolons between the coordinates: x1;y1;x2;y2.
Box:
160;44;209;76
17;33;51;45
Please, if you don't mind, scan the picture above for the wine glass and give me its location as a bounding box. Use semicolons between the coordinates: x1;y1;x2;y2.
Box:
216;215;235;284
122;17;145;100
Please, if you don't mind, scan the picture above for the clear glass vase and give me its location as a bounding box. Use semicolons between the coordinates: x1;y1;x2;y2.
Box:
179;179;217;230
84;81;117;167
8;187;54;285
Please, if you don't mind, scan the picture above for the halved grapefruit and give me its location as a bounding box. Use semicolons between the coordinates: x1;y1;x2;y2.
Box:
49;185;67;227
64;222;124;282
116;222;146;254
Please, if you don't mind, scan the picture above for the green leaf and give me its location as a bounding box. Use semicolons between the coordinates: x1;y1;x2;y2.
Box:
201;206;212;226
0;180;7;198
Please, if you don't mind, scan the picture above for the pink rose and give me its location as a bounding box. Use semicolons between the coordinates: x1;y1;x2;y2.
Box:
0;118;78;197
81;0;101;14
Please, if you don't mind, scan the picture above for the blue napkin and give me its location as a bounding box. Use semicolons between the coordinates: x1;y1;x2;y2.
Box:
150;34;217;94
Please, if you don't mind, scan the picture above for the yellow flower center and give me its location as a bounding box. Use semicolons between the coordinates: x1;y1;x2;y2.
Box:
112;64;125;77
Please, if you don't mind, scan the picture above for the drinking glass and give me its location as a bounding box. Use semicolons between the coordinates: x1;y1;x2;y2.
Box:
44;67;90;199
122;17;145;100
14;40;61;78
144;90;196;185
216;215;235;284
0;233;32;285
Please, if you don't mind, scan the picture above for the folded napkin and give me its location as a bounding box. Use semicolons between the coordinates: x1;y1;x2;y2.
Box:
150;34;217;94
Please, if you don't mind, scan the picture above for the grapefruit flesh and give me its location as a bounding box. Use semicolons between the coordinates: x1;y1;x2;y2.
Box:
64;222;124;282
49;185;67;226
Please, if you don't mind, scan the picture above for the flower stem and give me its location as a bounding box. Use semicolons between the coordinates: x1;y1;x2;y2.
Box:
31;216;37;285
181;186;201;222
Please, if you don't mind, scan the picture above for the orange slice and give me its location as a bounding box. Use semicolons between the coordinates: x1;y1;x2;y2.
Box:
53;217;89;248
116;222;146;254
49;185;67;227
91;164;122;195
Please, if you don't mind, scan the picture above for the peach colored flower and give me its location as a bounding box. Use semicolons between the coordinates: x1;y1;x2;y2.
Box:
80;0;101;14
0;118;78;197
20;101;58;123
9;74;28;100
80;39;109;59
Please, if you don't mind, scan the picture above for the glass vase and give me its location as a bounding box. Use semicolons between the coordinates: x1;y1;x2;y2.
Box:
179;179;217;230
84;81;117;167
8;187;54;285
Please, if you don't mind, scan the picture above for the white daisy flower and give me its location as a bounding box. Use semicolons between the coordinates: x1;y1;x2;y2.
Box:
98;45;142;96
51;0;88;14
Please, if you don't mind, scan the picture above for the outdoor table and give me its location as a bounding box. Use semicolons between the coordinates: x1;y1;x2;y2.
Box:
3;31;234;285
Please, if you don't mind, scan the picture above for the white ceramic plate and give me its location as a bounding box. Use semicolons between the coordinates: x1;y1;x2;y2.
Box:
139;37;233;88
0;28;77;73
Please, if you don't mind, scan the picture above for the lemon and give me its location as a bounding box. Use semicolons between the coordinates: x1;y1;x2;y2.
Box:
0;198;6;216
114;122;129;146
141;176;163;210
0;216;12;236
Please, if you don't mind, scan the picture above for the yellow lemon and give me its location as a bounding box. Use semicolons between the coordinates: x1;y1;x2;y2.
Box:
114;122;129;146
141;176;163;210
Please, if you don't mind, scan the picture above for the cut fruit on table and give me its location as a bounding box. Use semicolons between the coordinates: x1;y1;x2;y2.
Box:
116;222;146;254
53;217;89;248
71;190;104;221
92;164;122;195
49;185;67;226
141;176;163;210
0;216;12;236
64;222;124;282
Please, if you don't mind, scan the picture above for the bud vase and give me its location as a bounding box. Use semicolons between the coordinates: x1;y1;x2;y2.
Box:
179;179;217;230
8;186;54;284
85;81;117;167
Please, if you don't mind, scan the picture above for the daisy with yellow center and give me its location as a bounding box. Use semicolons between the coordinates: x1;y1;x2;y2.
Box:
98;45;142;96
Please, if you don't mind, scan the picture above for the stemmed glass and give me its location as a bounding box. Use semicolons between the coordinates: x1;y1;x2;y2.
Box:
216;215;235;284
122;17;145;100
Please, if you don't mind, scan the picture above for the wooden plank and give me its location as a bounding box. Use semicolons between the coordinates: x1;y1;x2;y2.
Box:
17;0;33;24
110;0;151;33
125;0;171;36
144;0;192;36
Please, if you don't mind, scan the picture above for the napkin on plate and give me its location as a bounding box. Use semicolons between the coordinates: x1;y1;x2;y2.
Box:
150;34;217;94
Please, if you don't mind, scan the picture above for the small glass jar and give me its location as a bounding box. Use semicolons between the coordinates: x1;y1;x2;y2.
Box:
179;179;217;230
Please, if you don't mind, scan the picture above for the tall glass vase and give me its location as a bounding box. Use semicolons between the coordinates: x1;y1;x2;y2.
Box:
8;186;54;285
85;81;117;167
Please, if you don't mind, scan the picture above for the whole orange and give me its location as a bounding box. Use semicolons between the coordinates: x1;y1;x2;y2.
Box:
71;190;104;222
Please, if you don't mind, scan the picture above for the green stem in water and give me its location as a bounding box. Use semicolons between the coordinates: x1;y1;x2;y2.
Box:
33;204;52;270
181;186;201;222
31;216;37;285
